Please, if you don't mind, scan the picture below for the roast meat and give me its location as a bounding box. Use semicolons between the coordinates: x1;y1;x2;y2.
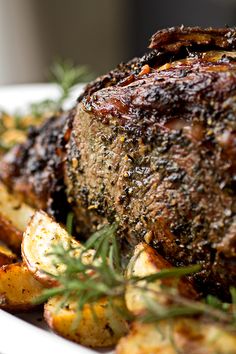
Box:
2;27;236;298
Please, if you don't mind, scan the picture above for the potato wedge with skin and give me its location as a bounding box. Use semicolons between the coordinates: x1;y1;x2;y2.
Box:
125;242;197;315
0;182;34;251
0;244;17;266
0;262;44;311
22;210;92;287
45;296;128;348
116;320;236;354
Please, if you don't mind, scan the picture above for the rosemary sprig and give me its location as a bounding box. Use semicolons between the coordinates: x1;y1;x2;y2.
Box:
50;59;93;105
29;59;93;117
0;60;93;153
38;224;236;329
138;286;234;326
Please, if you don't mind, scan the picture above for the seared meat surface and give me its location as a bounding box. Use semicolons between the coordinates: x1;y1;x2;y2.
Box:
67;27;236;297
1;27;236;297
0;111;73;221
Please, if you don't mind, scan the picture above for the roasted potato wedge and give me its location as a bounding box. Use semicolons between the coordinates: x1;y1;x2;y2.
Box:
0;244;17;266
0;262;44;311
125;242;197;315
44;296;128;348
116;320;236;354
0;182;34;251
125;242;169;315
22;210;92;287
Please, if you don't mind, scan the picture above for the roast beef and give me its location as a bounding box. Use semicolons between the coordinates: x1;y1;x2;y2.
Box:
0;111;73;221
67;27;236;298
1;26;236;298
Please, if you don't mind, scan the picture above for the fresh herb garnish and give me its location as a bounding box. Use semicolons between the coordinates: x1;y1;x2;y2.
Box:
30;59;93;117
0;60;93;153
38;224;236;329
50;59;93;106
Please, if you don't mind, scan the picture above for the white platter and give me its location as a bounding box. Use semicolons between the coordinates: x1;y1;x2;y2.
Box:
0;83;85;114
0;83;112;354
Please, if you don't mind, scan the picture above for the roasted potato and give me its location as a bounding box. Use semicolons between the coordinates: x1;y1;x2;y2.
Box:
0;262;44;311
122;243;236;353
44;296;128;348
23;210;128;347
116;320;236;354
125;242;197;315
22;210;93;287
0;244;17;266
0;182;34;251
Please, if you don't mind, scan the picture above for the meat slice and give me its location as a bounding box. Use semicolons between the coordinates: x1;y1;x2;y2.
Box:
66;27;236;298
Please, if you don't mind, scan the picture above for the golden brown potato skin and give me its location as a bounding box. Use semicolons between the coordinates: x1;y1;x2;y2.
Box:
21;210;88;287
0;244;17;266
0;213;23;252
125;243;198;319
0;262;44;312
0;182;34;252
44;296;128;348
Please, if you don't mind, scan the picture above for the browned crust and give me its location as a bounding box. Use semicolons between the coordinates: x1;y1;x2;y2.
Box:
68;46;236;298
80;27;236;105
0;250;16;266
149;26;236;51
0;262;43;312
2;26;236;299
0;112;73;222
0;212;22;252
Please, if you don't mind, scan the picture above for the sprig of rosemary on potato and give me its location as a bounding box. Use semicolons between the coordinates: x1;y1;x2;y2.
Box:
39;223;236;330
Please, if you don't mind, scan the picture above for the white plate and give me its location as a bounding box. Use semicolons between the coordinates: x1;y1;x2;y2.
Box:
0;83;85;114
0;84;112;354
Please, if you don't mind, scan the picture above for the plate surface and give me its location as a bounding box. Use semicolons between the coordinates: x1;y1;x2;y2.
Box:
0;83;112;354
0;83;84;113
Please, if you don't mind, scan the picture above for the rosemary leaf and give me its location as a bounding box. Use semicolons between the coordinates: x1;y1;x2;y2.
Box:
66;212;74;235
136;264;201;284
39;223;235;331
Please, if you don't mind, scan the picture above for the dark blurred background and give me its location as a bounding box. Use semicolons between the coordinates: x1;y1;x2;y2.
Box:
0;0;236;85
